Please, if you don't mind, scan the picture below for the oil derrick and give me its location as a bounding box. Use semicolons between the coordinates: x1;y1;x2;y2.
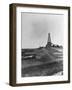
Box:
46;33;51;48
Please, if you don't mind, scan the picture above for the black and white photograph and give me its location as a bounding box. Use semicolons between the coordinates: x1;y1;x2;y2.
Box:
9;3;70;86
21;13;64;77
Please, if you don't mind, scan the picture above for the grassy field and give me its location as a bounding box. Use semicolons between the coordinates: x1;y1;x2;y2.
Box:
22;61;63;77
21;46;63;77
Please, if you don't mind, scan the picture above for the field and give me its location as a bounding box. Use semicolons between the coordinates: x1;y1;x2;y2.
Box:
21;46;63;77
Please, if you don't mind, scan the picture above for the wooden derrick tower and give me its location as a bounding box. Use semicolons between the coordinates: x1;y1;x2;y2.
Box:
46;33;51;48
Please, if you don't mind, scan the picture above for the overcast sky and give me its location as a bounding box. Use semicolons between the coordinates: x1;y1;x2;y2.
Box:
21;13;64;49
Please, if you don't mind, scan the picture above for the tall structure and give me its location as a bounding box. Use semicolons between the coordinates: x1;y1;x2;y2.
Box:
46;33;51;48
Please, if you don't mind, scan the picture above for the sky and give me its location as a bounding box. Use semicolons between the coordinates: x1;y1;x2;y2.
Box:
21;12;64;49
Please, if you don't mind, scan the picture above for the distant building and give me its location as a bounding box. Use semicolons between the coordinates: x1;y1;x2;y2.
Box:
46;33;52;48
